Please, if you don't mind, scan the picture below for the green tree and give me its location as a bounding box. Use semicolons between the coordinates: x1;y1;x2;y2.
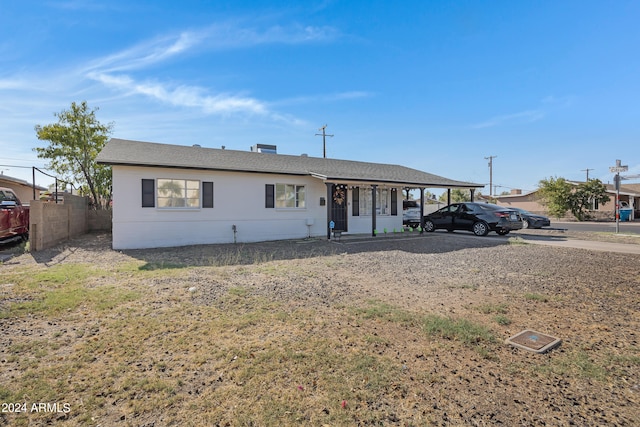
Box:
34;101;114;209
537;177;572;217
538;177;611;220
568;179;610;221
438;189;482;203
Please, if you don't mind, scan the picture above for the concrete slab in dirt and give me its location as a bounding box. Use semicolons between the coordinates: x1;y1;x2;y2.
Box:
506;330;562;354
0;253;14;263
519;237;640;254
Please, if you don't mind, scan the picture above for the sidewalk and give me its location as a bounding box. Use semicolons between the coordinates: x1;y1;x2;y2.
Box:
517;235;640;255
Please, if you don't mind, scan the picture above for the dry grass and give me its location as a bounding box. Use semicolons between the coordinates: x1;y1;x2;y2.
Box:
1;233;639;425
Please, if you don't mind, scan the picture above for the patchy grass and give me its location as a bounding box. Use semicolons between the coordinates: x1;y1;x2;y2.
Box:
0;264;139;318
478;303;509;315
1;251;639;426
524;292;549;302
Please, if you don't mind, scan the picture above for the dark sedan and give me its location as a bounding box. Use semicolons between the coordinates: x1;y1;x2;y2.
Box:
423;202;523;236
512;208;551;229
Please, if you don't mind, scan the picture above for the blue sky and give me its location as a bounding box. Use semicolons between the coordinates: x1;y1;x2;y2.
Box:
1;0;639;194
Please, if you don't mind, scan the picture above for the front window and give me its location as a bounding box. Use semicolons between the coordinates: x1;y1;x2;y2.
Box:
157;179;200;208
276;184;306;208
361;188;390;216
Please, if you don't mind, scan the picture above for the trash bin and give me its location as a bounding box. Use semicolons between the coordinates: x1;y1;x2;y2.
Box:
619;208;632;221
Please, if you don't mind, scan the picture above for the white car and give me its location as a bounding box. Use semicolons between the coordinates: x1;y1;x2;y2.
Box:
402;200;421;228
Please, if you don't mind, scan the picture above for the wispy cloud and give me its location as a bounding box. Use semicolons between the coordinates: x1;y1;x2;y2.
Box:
84;22;338;74
83;32;204;74
82;21;341;120
471;109;545;129
88;72;268;115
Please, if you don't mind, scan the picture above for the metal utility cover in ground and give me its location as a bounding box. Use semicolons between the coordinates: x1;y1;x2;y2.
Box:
506;330;561;354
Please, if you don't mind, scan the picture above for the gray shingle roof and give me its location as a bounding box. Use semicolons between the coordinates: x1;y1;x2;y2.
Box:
97;138;482;188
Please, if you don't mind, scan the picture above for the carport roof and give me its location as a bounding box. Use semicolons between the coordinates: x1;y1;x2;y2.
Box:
97;138;483;189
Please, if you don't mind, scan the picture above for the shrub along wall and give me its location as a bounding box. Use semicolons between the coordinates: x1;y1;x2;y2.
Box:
29;195;112;251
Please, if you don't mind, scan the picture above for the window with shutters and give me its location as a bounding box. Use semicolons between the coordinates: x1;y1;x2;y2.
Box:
145;179;214;209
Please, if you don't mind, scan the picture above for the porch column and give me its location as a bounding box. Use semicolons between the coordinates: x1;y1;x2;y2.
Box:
419;187;425;233
326;182;332;239
371;184;377;236
447;188;451;205
470;188;475;202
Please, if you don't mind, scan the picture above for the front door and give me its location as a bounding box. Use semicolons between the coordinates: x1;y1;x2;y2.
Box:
331;184;348;231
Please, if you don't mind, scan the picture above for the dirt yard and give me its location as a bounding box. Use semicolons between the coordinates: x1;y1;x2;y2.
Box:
1;230;639;426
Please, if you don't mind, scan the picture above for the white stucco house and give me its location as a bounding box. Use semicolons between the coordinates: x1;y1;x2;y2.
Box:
97;138;482;249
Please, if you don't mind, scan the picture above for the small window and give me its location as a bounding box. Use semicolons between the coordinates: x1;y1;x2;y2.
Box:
276;184;306;208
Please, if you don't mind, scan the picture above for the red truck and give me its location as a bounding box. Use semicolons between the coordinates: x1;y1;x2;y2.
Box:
0;187;30;242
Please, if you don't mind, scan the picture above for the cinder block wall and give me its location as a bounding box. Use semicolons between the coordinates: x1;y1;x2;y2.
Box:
30;202;69;251
88;209;113;231
29;195;90;251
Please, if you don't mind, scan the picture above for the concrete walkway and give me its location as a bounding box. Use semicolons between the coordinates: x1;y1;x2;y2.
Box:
517;235;640;255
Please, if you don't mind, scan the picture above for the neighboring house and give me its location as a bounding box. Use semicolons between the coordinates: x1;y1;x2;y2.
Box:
0;173;47;205
97;138;482;249
490;189;544;213
494;183;640;220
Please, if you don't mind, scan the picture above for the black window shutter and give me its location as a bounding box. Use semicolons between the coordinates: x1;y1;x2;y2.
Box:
203;182;214;208
265;184;275;208
142;179;155;208
391;189;398;216
352;187;359;216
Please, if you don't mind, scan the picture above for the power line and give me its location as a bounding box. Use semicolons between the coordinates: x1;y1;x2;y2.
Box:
484;155;497;196
315;124;334;158
581;168;594;181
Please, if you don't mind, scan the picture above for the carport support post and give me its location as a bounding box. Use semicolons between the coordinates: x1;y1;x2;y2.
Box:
371;184;377;236
447;188;451;205
326;182;332;240
420;187;425;233
470;189;475;202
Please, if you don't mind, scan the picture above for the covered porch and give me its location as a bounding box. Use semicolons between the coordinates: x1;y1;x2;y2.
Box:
320;179;483;239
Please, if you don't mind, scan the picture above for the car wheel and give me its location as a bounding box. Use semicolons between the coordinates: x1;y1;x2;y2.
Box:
522;219;530;229
472;221;489;236
497;229;509;236
424;220;435;232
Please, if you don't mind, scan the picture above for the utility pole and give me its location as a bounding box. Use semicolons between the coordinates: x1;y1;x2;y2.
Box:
610;159;628;233
581;168;594;181
315;124;334;158
485;155;497;196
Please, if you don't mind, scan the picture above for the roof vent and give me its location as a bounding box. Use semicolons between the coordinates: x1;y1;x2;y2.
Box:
250;144;277;154
192;144;201;148
301;153;308;157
